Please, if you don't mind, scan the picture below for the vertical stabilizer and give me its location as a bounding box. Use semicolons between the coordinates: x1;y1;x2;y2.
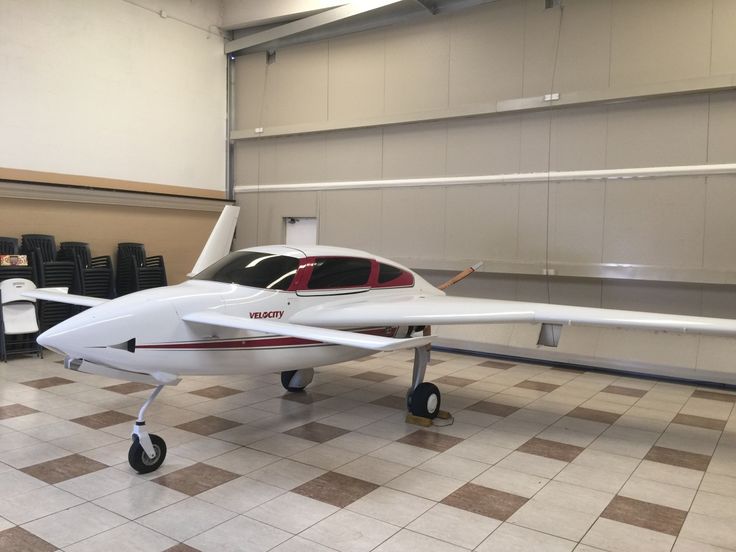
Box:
188;205;240;277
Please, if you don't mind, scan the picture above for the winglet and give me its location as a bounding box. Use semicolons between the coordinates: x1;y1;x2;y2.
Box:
189;205;240;277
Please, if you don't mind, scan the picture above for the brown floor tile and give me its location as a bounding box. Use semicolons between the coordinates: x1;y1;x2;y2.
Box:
602;385;647;398
71;410;135;429
371;395;407;410
671;413;726;431
22;454;107;484
285;422;349;443
282;392;331;404
644;446;711;471
404;358;445;366
397;430;463;452
153;463;239;495
0;527;56;552
352;371;396;383
515;380;559;392
22;376;74;389
190;386;242;399
442;482;527;521
478;360;514;369
0;403;38;420
601;495;687;536
691;389;736;403
551;367;585;375
466;401;519;417
103;382;156;395
293;471;378;508
175;416;241;436
517;437;584;462
433;375;476;387
568;407;621;425
164;545;201;552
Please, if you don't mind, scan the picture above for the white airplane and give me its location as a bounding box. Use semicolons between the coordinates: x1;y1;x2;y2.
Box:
26;206;736;474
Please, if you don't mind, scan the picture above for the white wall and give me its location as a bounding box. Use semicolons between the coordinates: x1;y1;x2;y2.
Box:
0;0;227;191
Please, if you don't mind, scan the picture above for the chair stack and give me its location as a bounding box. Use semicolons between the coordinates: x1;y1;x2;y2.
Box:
58;242;115;300
0;237;33;285
116;243;167;295
21;235;75;331
0;278;41;361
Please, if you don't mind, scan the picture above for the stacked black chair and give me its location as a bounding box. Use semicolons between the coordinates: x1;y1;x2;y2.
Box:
116;243;167;295
0;237;19;254
58;242;115;299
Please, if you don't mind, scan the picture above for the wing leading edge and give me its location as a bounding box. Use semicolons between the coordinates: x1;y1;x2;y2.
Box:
23;289;110;308
182;310;432;351
290;295;736;338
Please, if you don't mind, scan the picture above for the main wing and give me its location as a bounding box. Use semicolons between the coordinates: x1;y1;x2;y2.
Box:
182;310;432;351
290;294;736;337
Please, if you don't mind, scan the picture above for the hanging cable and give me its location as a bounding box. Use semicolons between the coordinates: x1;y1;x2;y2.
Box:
544;1;565;304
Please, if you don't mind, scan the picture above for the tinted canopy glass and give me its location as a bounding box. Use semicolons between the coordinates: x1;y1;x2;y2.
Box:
307;257;372;289
193;251;298;290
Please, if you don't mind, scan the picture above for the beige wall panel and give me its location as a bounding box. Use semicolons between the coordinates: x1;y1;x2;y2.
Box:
384;19;450;115
519;112;551;172
448;0;524;107
262;42;328;127
382;121;447;179
516;182;548;262
430;271;519;300
696;337;736;374
443;184;520;261
515;276;553;303
255;192;318;244
254;139;278;185
233;140;260;187
606;96;709;168
233;52;267;131
701;284;736;319
328;30;385;123
318;189;382;252
549;180;604;264
596;329;699;368
0;198;219;283
379;187;445;258
508;323;542;348
554;325;601;357
609;0;711;87
272;134;327;184
602;177;705;268
323;128;383;182
710;0;736;76
550;107;607;171
446;115;521;176
601;280;703;316
549;278;603;308
703;175;736;271
233;193;259;249
522;0;561;97
707;92;736;164
553;0;611;93
436;323;515;346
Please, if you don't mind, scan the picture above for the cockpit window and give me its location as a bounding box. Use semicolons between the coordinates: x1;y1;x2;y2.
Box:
192;251;299;290
307;257;372;289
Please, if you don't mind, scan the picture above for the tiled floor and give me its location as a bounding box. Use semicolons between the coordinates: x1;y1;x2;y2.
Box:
0;351;735;551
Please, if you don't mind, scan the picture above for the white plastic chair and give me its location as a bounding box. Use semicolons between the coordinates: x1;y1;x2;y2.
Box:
1;278;39;335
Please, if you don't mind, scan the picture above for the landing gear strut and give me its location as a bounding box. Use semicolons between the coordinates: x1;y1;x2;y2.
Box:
406;346;441;419
128;384;167;474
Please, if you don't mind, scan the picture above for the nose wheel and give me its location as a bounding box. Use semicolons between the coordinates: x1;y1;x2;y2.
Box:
127;384;168;474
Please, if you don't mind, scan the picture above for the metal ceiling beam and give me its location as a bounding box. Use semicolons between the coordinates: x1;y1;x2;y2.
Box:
225;0;406;54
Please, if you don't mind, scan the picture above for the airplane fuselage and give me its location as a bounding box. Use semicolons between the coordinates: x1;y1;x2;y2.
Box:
39;246;441;380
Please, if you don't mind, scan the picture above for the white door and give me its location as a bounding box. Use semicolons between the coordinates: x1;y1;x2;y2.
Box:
284;217;318;246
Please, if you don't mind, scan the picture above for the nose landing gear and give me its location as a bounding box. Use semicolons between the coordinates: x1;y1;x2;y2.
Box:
406;346;443;421
128;384;167;473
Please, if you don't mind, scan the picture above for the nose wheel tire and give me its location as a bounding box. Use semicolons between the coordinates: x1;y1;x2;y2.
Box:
128;434;167;474
408;382;441;419
280;370;302;392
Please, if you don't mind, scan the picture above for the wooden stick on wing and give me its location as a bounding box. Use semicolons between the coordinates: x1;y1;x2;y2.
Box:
423;262;483;339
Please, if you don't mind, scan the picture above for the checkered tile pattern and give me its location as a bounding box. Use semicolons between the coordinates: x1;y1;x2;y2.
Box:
0;350;735;551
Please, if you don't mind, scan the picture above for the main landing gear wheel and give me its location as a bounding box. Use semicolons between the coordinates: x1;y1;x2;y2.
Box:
280;368;315;392
128;434;167;474
408;382;441;419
